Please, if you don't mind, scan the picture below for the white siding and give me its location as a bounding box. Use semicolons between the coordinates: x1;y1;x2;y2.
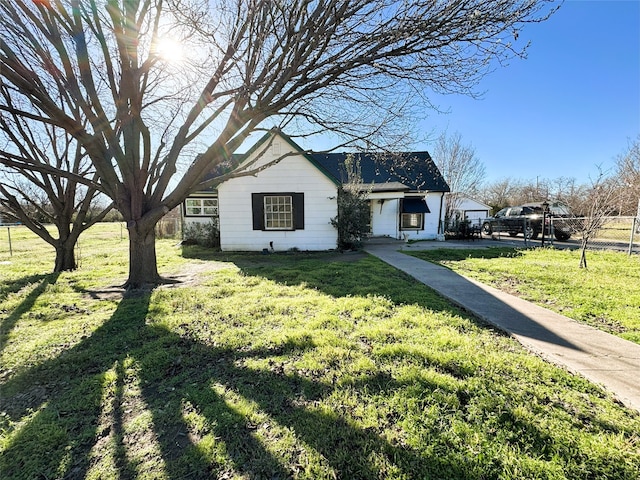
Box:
370;198;400;238
369;192;445;240
423;192;446;239
218;136;338;251
452;196;490;223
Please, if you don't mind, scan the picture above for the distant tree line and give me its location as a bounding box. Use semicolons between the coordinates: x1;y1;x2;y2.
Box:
476;135;639;217
431;132;638;220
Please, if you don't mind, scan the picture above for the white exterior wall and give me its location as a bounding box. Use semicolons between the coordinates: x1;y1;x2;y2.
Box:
369;197;400;238
453;197;490;223
217;136;338;251
368;191;445;240
402;192;445;241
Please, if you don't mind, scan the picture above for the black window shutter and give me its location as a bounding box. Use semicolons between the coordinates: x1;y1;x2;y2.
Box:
293;193;304;230
252;193;264;230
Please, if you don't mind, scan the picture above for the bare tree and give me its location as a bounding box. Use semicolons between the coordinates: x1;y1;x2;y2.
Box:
479;177;518;212
431;131;485;226
0;96;113;271
569;170;621;269
614;135;640;216
0;0;558;287
480;176;589;213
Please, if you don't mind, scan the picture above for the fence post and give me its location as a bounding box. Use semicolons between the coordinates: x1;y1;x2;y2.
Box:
7;226;13;256
630;217;637;255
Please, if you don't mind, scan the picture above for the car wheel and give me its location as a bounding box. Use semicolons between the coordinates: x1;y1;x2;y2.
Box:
482;223;492;235
524;226;539;240
554;232;571;241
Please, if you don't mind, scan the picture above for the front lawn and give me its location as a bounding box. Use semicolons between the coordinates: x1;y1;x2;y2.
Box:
1;225;639;479
406;247;640;344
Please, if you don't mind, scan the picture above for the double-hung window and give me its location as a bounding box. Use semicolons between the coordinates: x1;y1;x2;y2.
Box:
252;193;304;231
400;197;429;230
264;195;293;230
185;197;218;216
401;213;423;229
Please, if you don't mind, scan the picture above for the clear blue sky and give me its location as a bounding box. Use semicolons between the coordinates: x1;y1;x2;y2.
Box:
296;0;639;186
420;0;640;185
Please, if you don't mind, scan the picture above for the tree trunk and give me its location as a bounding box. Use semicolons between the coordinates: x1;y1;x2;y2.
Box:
53;241;77;272
126;222;161;288
579;238;588;269
52;223;79;272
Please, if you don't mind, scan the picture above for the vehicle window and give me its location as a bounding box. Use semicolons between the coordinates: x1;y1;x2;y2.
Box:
508;207;521;216
550;204;571;215
495;207;509;217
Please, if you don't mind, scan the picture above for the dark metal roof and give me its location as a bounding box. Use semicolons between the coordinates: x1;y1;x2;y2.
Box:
310;151;450;192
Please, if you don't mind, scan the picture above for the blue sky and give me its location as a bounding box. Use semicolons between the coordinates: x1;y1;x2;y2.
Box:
419;0;640;185
296;0;639;186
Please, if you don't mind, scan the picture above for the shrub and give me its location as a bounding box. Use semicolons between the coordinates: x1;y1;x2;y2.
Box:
182;220;220;248
331;185;370;250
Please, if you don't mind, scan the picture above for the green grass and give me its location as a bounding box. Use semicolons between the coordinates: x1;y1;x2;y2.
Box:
407;247;640;344
1;225;640;479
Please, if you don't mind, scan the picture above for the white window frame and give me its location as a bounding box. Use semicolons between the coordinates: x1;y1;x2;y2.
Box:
185;197;218;217
264;195;293;230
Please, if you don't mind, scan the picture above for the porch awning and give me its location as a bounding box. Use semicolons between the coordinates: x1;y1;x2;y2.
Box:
402;198;430;213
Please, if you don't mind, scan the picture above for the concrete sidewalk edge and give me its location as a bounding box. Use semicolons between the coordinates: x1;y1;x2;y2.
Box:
364;242;640;413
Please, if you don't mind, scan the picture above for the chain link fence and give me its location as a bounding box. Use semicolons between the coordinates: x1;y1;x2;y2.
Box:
553;216;639;254
472;215;639;254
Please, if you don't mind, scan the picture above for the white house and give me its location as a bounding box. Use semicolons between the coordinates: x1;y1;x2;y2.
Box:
182;130;450;251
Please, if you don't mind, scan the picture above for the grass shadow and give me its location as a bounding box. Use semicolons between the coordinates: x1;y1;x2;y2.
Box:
0;282;480;479
405;247;525;264
181;247;469;318
0;272;60;303
2;250;638;478
0;272;60;355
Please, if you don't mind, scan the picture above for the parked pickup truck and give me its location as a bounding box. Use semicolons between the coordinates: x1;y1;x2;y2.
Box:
481;202;573;241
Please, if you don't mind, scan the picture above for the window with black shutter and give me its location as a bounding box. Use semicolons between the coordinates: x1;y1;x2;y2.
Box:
252;193;304;230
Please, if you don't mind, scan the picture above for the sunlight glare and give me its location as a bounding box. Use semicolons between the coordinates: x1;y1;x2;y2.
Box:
154;36;184;64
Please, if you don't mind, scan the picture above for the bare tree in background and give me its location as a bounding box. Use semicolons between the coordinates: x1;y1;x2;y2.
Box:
480;177;522;212
0;0;558;287
432;131;485;226
0;93;113;271
570;170;621;269
614;135;640;216
480;176;588;213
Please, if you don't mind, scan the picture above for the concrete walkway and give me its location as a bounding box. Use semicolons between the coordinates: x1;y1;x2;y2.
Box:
364;239;640;412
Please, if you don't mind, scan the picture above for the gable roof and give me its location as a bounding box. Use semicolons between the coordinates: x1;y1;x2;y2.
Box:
201;130;340;189
310;151;450;192
197;129;450;193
